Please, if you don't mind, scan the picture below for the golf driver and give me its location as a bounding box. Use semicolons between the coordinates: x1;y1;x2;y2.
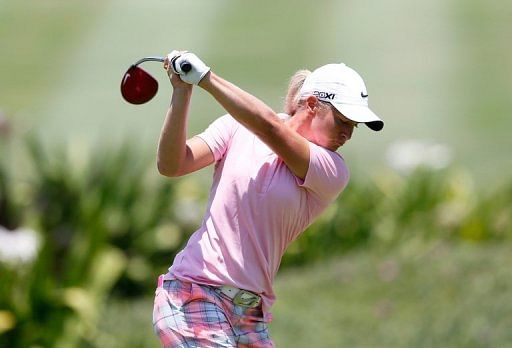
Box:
121;56;191;104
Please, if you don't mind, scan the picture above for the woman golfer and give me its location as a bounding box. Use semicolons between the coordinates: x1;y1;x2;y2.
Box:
153;50;383;348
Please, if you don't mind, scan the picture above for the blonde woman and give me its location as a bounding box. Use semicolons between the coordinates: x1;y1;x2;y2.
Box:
153;51;383;348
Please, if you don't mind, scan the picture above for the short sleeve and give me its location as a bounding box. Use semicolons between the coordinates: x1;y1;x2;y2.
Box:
298;142;350;203
196;114;239;162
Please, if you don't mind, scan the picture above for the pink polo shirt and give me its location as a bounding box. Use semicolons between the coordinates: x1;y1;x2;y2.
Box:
167;114;349;319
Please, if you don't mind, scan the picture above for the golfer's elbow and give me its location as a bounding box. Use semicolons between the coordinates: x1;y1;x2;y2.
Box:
157;158;182;177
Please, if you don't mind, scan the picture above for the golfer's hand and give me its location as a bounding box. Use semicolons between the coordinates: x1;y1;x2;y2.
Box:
167;51;210;85
164;51;191;90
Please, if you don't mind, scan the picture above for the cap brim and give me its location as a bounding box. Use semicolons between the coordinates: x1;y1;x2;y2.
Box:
333;103;384;131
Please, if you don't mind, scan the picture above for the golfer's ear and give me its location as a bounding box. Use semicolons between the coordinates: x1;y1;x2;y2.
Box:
304;95;320;116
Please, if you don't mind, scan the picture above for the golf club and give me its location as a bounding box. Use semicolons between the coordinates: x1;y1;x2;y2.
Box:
121;56;191;104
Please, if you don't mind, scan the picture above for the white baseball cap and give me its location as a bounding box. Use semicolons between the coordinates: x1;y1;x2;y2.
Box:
299;63;384;131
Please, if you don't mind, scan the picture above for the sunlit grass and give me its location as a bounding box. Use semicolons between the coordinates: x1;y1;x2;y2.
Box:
2;1;512;347
100;242;512;348
0;1;103;113
272;242;512;347
2;0;512;185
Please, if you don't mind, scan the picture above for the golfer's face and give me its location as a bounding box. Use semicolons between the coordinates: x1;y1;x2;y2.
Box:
313;105;356;151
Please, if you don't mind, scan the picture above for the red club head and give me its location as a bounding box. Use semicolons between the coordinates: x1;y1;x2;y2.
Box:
120;65;159;104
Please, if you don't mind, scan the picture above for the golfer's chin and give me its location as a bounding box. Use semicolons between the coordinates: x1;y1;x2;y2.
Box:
313;137;347;151
322;143;342;152
329;139;348;151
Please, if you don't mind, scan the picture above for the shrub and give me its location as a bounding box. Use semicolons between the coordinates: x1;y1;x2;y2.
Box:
282;167;512;267
1;137;511;346
0;138;188;346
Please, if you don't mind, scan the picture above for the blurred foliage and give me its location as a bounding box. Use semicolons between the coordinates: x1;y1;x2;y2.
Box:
0;137;190;347
1;138;511;346
99;241;512;348
281;168;511;267
0;164;21;231
1;1;511;346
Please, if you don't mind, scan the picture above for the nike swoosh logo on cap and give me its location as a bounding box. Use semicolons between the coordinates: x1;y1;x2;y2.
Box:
361;92;368;98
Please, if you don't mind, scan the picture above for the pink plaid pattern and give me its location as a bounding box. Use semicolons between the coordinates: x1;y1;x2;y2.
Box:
153;277;274;348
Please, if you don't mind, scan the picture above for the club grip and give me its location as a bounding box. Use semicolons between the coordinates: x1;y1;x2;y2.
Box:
180;62;192;73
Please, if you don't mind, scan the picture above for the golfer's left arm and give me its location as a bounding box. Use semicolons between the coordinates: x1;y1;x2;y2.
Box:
171;51;310;179
204;72;309;179
199;72;310;179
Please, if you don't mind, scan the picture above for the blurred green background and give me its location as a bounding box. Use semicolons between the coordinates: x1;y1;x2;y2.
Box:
1;0;511;347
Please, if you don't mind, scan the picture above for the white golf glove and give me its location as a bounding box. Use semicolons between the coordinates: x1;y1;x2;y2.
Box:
167;50;210;85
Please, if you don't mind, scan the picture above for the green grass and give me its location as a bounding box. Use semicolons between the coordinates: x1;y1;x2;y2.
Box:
272;242;512;347
2;2;512;345
2;0;512;186
100;242;512;348
0;0;103;113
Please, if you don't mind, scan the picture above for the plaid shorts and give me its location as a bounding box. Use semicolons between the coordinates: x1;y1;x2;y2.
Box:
153;277;274;348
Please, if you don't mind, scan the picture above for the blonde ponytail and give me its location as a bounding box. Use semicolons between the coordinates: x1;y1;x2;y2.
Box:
283;69;311;115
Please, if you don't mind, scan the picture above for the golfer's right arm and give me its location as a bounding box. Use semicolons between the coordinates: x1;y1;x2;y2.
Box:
157;74;214;177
